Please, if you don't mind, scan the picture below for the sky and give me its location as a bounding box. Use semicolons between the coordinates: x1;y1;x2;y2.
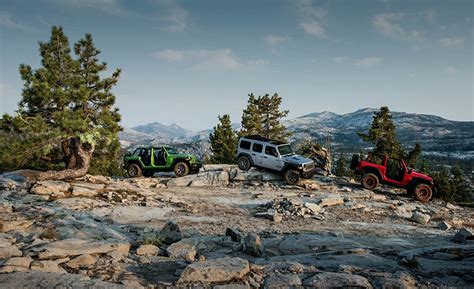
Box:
0;0;473;131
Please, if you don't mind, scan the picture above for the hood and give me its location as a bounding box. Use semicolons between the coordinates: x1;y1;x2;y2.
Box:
412;170;432;181
282;154;313;165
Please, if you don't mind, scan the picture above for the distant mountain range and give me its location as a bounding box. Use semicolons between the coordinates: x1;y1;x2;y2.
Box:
119;108;474;160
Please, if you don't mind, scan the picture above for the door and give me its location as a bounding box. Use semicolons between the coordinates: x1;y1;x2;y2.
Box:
385;158;405;184
262;145;284;170
139;148;152;167
251;143;264;166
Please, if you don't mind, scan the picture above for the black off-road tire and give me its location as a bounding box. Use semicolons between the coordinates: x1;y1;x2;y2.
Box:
361;173;379;190
413;183;433;203
284;169;301;185
127;163;142;178
174;162;190;177
237;155;252;171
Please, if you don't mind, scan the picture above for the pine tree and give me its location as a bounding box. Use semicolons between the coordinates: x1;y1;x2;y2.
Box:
240;93;291;141
240;93;262;136
405;143;422;168
358;106;403;163
0;26;121;179
335;153;348;177
209;114;238;164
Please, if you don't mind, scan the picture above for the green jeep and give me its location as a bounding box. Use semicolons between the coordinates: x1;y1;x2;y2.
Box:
123;146;202;178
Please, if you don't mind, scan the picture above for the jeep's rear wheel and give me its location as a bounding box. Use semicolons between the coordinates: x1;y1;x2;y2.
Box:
414;183;432;202
127;164;142;178
362;173;379;190
284;169;301;185
174;162;189;177
237;155;252;171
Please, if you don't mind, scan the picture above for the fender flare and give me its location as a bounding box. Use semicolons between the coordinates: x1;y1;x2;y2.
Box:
237;153;254;166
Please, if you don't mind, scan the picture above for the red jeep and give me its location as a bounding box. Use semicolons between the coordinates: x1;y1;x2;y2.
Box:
350;154;434;202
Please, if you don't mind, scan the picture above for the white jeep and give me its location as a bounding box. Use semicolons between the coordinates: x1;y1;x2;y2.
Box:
236;135;316;184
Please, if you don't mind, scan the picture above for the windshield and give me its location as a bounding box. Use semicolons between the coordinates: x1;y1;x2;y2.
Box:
165;147;180;154
277;145;294;156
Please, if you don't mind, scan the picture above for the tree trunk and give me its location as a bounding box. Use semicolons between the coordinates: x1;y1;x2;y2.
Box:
18;137;94;182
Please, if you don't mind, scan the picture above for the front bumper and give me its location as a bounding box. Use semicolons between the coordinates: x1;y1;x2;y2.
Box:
190;162;203;170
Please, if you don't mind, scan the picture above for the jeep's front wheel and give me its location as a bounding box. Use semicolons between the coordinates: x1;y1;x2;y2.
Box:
174;162;189;177
362;173;379;190
414;183;432;203
284;169;301;185
127;164;142;178
237;155;252;171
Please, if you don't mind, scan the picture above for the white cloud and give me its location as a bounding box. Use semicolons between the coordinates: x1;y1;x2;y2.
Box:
439;37;465;48
300;21;327;38
247;59;269;66
151;49;243;70
373;13;422;41
297;0;328;39
0;11;34;31
354;57;383;68
444;66;457;75
423;9;436;23
263;35;287;45
161;6;188;32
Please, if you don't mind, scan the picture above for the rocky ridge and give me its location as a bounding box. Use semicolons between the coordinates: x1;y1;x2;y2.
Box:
0;165;473;288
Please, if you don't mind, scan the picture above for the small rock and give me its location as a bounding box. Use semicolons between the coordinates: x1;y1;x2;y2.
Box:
0;257;32;273
136;244;160;256
303;272;373;288
30;180;69;197
166;239;197;262
226;227;244;243
71;186;98;197
0;218;33;233
159;220;182;244
437;221;452;231
177;257;250;284
254;209;282;223
244;233;263;257
65;254;97;269
0;245;22;259
264;273;301;288
304;202;322;214
451;228;473;243
410;211;431;225
30;260;68;273
317;196;344;207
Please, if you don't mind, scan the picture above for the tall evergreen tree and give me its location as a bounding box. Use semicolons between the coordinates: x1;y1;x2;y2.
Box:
335;153;348;177
209;114;238;164
405;143;422;168
240;93;263;136
358;106;403;162
0;26;121;179
240;93;291;141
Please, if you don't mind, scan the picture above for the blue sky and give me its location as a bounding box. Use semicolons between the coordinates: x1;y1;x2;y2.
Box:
0;0;472;130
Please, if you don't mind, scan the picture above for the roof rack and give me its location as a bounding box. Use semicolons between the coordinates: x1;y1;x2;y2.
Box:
242;135;287;145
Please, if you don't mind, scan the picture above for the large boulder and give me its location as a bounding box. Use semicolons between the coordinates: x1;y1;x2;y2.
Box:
451;228;473;243
189;171;229;187
30;180;70;198
303;272;373;288
0;272;131;288
30;238;130;260
0;257;32;273
244;233;264;257
166;238;198;262
0;245;22;259
136;244;159;256
177;257;250;284
159;220;182;244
